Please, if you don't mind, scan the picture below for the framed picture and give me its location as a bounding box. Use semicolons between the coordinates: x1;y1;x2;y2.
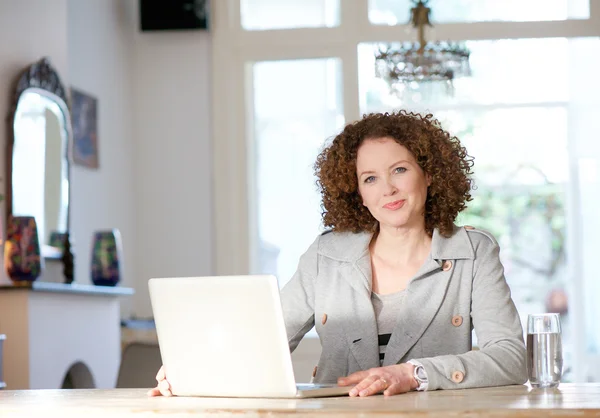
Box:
70;87;99;169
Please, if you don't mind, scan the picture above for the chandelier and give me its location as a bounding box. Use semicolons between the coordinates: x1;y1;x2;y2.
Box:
375;0;471;95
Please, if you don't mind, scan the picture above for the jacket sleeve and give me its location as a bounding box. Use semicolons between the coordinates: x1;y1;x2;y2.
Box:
280;235;320;353
412;236;528;390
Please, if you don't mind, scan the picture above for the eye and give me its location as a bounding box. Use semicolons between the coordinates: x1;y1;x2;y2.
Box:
394;167;407;174
364;176;376;184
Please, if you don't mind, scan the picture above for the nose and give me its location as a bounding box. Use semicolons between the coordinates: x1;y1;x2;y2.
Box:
383;178;397;196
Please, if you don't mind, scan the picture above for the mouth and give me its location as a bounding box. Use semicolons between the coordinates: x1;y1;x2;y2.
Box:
383;200;405;210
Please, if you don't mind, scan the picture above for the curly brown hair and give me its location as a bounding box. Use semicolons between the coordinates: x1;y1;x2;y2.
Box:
314;110;474;237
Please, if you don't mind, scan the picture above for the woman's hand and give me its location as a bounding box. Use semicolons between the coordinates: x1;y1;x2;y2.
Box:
147;366;173;397
337;363;418;397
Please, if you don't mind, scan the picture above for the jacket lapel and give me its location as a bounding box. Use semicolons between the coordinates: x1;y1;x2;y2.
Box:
317;231;372;292
343;254;380;371
382;227;475;366
318;231;380;371
381;258;451;366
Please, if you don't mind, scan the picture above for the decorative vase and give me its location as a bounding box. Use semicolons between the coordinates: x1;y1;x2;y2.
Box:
91;229;122;286
4;215;42;284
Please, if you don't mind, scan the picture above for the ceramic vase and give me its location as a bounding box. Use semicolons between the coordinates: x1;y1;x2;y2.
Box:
4;215;42;284
91;229;122;286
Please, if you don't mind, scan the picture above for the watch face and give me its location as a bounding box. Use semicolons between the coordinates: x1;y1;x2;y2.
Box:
415;366;428;381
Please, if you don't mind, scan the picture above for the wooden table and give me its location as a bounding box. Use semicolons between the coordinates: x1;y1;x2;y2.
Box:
1;384;599;417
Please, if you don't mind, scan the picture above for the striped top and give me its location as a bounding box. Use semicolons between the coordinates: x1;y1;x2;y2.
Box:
371;290;406;366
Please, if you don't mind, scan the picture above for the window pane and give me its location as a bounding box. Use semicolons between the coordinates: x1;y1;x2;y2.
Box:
359;38;569;109
241;0;340;30
441;107;573;379
369;0;589;25
570;37;600;381
251;59;344;289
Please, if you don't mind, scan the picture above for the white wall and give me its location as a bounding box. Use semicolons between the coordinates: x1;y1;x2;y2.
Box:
67;0;136;318
68;0;214;319
129;2;213;318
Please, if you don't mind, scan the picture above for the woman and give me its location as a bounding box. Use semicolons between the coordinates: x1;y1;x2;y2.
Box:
149;111;527;397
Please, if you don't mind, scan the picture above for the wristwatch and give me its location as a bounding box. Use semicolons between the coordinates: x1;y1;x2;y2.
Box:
407;360;429;391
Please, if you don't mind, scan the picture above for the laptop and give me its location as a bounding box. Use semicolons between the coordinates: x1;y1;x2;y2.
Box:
148;275;351;398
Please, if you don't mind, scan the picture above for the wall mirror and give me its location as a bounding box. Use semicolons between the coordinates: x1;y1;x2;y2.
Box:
6;57;74;283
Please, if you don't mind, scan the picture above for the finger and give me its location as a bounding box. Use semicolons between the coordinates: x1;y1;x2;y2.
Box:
348;375;379;397
159;379;172;397
357;377;389;397
156;366;165;382
338;370;370;386
383;380;412;396
147;386;162;397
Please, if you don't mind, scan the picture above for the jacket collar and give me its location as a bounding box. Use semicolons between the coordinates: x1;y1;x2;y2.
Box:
430;226;475;261
317;231;372;262
318;225;475;262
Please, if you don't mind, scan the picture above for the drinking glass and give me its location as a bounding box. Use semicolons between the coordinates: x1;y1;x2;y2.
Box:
526;313;563;388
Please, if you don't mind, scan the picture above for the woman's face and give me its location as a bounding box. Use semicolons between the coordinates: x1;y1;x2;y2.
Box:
356;137;430;231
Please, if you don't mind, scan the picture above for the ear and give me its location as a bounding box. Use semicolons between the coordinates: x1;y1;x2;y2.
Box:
426;173;432;187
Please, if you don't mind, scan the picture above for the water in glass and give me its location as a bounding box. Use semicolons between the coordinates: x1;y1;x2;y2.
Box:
526;313;563;388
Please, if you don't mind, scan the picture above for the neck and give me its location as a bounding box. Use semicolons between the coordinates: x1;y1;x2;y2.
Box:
371;224;431;266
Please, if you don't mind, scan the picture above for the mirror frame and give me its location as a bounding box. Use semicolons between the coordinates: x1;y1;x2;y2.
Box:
6;57;74;284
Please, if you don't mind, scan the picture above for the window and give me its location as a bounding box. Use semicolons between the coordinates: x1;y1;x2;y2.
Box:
359;38;570;109
212;0;600;382
360;37;578;376
369;0;589;25
250;58;344;286
241;0;340;30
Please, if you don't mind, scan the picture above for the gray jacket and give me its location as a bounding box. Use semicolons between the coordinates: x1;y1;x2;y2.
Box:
280;225;528;390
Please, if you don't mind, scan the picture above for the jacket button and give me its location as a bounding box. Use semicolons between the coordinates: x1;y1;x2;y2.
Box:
464;225;475;230
312;366;318;378
452;315;463;327
321;313;328;325
442;260;453;271
452;371;465;383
